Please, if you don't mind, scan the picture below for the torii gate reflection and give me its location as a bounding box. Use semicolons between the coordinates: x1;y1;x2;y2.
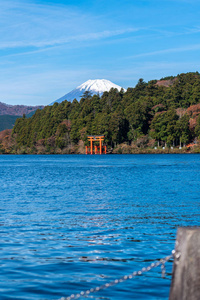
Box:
86;135;107;154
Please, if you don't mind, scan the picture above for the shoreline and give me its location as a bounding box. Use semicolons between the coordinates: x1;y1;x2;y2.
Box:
1;150;200;155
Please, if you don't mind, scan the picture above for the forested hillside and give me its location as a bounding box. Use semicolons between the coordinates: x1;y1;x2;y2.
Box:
2;72;200;154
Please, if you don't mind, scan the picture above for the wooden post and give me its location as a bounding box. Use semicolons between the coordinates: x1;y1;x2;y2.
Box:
86;146;88;154
90;138;93;155
99;138;102;155
169;227;200;300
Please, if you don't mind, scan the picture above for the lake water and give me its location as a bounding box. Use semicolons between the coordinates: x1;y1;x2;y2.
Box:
0;154;200;300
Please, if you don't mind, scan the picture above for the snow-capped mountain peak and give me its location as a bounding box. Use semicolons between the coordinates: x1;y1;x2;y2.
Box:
77;79;122;93
51;79;125;104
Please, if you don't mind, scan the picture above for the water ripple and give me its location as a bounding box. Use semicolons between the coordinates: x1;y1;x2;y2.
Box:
0;154;200;299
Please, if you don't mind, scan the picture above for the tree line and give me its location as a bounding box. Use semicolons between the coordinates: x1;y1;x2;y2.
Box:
9;72;200;154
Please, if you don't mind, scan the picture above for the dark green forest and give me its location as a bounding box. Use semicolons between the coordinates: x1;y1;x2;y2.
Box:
9;72;200;154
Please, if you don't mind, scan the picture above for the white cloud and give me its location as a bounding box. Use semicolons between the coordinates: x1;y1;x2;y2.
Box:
127;44;200;59
0;28;139;50
0;0;138;50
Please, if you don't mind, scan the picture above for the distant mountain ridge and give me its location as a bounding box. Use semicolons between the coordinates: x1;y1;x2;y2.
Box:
51;79;126;104
0;102;44;132
0;102;44;116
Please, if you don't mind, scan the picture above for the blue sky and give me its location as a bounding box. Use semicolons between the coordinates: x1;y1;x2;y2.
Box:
1;0;200;105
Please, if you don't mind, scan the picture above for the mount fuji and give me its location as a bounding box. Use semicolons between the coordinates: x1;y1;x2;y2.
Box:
50;79;125;104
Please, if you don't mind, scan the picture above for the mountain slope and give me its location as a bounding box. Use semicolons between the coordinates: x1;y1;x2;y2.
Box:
0;102;44;116
0;102;44;132
0;115;20;131
51;79;125;104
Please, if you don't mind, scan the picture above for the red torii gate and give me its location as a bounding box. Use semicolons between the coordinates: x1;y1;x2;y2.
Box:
86;135;107;155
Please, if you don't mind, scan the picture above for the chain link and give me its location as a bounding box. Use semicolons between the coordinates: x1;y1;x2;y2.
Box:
60;250;176;300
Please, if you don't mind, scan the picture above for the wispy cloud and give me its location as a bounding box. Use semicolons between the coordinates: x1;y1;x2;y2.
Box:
127;44;200;59
0;0;139;51
0;28;139;50
184;26;200;34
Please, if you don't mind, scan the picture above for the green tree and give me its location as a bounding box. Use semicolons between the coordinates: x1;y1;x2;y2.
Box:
150;109;179;146
125;98;151;141
176;114;190;146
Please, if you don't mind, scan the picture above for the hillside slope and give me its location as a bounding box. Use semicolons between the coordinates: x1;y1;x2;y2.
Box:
0;102;44;116
0;102;44;131
0;115;20;131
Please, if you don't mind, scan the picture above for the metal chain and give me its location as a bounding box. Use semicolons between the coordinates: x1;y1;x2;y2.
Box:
60;249;176;300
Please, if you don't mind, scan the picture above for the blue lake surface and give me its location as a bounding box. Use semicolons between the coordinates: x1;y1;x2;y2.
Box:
0;154;200;300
